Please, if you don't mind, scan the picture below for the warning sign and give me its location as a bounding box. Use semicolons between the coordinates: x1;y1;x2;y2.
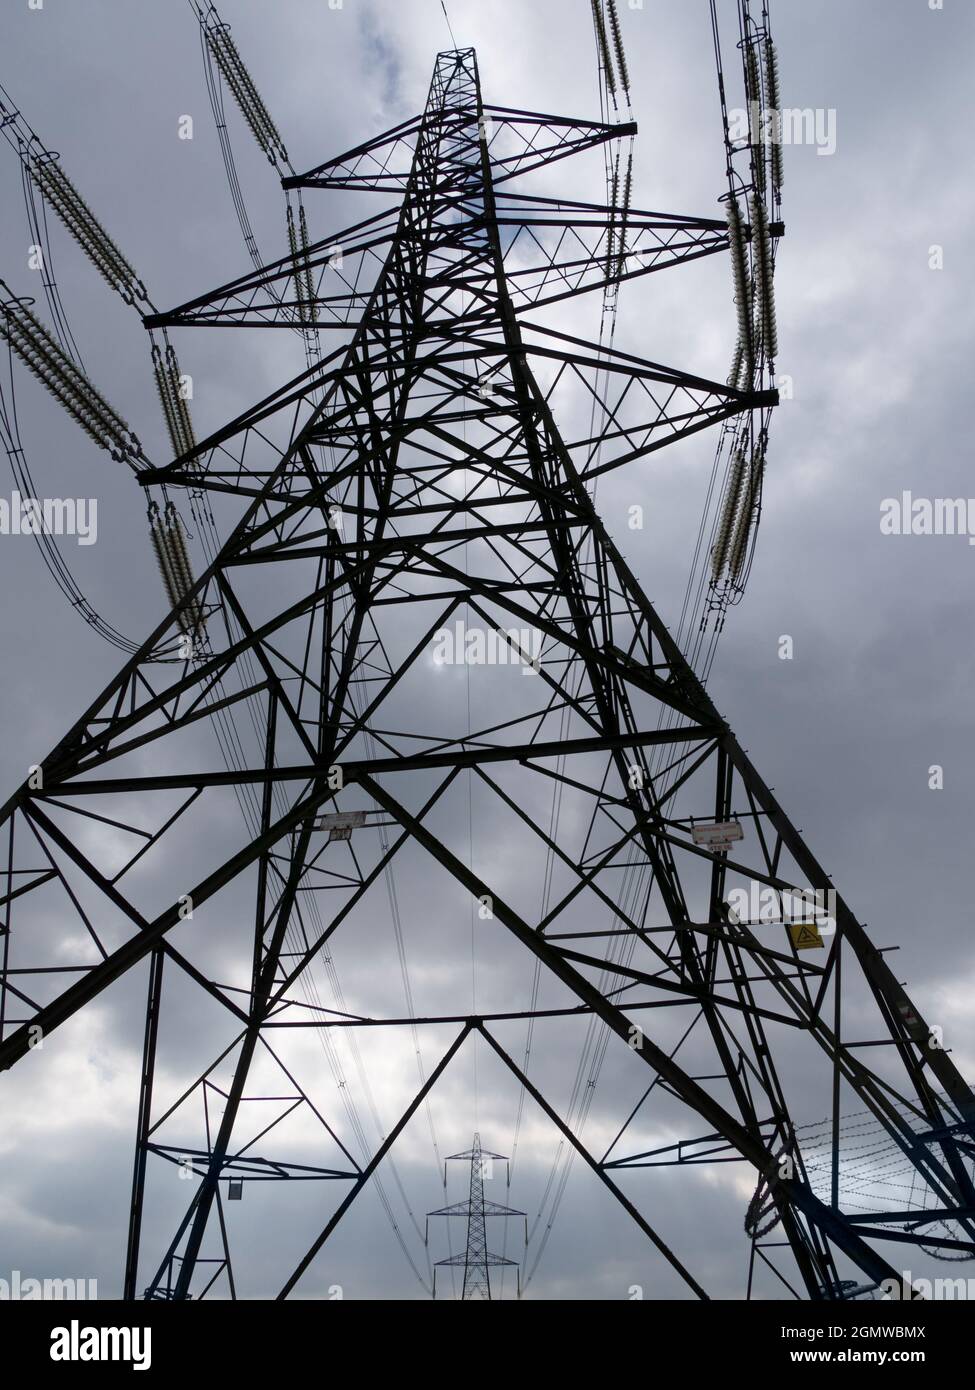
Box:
788;922;824;950
691;820;744;852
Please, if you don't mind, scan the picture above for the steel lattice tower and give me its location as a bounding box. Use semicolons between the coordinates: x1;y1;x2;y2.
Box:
1;47;973;1301
427;1135;523;1299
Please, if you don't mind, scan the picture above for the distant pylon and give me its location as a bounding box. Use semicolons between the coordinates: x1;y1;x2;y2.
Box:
427;1135;525;1300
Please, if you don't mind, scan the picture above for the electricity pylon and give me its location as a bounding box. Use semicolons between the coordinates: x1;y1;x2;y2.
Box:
428;1135;524;1299
1;47;973;1302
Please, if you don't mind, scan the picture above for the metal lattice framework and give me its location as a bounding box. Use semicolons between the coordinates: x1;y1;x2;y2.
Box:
1;48;973;1301
428;1134;523;1299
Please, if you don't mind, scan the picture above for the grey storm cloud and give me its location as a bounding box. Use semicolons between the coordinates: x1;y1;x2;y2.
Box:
0;0;973;1301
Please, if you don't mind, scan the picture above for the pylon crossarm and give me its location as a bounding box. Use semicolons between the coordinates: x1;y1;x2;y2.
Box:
144;204;401;330
282;112;427;192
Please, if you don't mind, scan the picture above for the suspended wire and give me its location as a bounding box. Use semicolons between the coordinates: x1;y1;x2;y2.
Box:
1;1;442;1288
0;78;200;658
503;0;640;1296
439;1;460;50
28;154;149;307
183;481;438;1292
0;334;143;653
197;14;264;269
695;0;781;635
204;19;289;167
641;0;785;793
190;2;319;351
1;0;799;1294
0;288;145;466
513;1;789;1294
0;0;445;1290
179;544;436;1291
0;78;88;362
184;0;446;1287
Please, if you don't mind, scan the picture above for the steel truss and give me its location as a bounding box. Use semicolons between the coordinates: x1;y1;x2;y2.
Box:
1;48;972;1301
427;1134;524;1300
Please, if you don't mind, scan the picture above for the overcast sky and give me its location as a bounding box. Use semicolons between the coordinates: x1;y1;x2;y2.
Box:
1;0;974;1302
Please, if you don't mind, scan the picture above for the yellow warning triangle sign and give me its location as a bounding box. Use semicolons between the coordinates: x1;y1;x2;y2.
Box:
788;922;824;950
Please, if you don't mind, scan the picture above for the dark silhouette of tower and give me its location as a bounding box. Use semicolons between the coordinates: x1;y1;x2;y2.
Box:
0;47;971;1301
428;1135;524;1299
